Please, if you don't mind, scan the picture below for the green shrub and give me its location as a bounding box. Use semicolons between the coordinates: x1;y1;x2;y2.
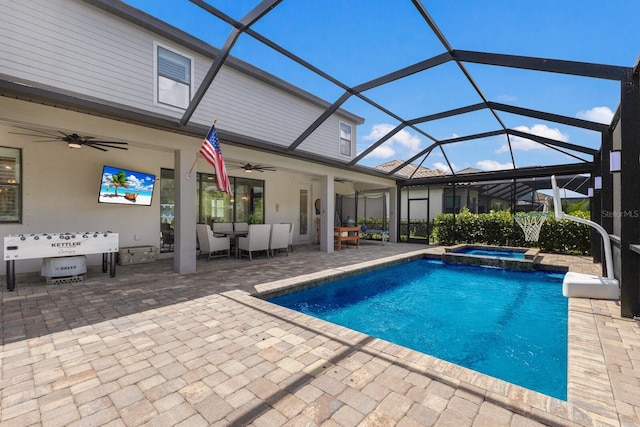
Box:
431;210;591;254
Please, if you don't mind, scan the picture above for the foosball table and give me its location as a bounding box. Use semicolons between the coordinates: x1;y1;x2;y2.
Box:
4;231;119;291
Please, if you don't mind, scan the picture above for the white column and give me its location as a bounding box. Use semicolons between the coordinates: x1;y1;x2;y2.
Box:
173;148;197;274
320;175;334;253
388;185;398;243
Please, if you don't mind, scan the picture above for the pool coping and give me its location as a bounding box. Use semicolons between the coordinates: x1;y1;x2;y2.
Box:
252;248;618;426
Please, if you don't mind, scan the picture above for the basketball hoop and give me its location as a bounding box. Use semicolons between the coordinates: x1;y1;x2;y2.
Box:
514;211;548;242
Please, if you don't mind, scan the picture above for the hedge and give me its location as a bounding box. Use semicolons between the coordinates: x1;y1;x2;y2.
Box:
431;209;591;254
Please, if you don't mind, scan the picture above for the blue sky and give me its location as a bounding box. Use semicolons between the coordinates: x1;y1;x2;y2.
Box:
124;0;640;172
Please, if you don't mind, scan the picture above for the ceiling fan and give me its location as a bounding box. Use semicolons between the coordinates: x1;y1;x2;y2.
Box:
8;127;128;151
239;163;276;173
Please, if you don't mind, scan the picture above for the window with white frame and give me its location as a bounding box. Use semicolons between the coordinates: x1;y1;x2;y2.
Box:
339;122;352;156
156;44;192;109
0;147;21;222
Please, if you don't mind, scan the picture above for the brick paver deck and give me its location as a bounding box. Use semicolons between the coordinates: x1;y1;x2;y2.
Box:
1;242;639;426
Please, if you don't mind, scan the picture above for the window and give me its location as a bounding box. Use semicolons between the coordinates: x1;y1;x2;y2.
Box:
159;169;265;251
0;147;21;222
339;122;352;156
444;195;460;214
155;44;192;109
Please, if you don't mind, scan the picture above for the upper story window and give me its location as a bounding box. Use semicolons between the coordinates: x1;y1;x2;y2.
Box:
155;44;193;109
0;147;21;223
339;122;352;157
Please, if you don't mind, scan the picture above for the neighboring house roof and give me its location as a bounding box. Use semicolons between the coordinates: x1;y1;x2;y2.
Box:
374;160;448;179
457;167;484;174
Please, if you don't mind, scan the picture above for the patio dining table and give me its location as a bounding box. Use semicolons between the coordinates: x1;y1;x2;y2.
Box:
216;230;248;258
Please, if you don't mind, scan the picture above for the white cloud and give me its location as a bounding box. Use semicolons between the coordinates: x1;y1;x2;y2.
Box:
576;106;614;124
363;123;395;140
476;160;513;171
497;124;569;153
362;123;422;159
433;161;455;173
368;143;396;159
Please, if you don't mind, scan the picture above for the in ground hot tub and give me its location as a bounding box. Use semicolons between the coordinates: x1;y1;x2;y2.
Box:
443;244;541;271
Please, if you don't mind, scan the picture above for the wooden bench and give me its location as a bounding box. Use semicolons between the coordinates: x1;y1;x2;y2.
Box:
334;226;359;250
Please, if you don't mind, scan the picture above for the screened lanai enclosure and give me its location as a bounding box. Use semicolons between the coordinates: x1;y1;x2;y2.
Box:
6;1;638;316
399;174;591;244
119;0;640;318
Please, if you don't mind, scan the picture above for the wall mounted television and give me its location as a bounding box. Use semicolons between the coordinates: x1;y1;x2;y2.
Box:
98;165;155;206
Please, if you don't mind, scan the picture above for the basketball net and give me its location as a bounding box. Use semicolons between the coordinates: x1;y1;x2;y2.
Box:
514;206;548;242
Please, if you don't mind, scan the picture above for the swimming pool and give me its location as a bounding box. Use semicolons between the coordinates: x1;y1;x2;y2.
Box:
268;259;568;400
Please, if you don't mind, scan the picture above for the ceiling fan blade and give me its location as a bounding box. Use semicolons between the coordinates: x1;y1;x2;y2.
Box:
10;126;60;137
88;142;128;150
84;144;108;152
90;140;129;145
8;131;61;139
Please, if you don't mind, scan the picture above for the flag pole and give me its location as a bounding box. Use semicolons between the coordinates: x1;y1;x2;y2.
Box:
188;119;217;177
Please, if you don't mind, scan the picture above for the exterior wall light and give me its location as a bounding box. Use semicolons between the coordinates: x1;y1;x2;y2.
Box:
610;150;622;173
594;175;602;190
588;187;594;198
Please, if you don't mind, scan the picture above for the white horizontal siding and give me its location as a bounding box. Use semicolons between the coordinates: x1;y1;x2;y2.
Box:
0;0;359;160
1;1;154;109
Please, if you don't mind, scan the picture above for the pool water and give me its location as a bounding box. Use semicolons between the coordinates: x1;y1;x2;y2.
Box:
456;248;526;259
268;259;567;400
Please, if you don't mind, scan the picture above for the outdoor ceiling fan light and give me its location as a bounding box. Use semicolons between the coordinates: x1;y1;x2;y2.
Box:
245;168;252;173
68;142;82;149
610;150;622;173
594;175;602;190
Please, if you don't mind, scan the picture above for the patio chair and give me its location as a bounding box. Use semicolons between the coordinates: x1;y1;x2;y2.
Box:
233;222;249;233
196;224;231;260
238;224;271;260
270;223;290;257
212;222;233;236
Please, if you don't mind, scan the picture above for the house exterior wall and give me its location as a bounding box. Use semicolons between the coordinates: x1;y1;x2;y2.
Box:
0;97;394;275
0;121;176;274
0;0;359;161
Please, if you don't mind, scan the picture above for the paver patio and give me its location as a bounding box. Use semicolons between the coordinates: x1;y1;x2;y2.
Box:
1;242;639;426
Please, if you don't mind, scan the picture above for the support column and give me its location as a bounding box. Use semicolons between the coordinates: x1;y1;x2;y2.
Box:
388;186;398;243
619;67;640;318
174;149;197;274
601;132;614;235
600;132;614;278
591;150;602;265
319;175;334;253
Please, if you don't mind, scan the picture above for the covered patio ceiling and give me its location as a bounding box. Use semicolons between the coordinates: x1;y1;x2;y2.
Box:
116;0;638;185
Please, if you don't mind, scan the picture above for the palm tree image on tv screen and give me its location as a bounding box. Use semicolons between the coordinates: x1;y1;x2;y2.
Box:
98;165;155;206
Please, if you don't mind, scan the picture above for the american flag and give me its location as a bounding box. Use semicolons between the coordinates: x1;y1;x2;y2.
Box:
200;124;231;196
